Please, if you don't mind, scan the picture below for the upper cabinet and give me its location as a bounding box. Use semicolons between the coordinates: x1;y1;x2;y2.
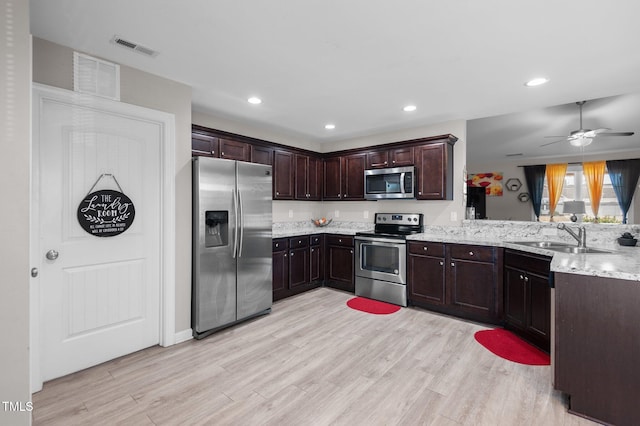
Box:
295;154;322;200
251;145;273;165
193;125;457;202
219;138;250;162
365;146;414;169
414;141;454;200
323;153;365;201
273;150;295;200
192;132;219;157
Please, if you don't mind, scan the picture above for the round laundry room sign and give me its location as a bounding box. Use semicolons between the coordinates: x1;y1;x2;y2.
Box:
77;189;136;237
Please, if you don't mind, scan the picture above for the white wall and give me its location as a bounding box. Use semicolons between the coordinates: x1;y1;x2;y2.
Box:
32;38;194;334
0;1;32;424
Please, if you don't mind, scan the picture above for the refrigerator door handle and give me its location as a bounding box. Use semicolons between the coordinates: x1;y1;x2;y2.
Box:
238;188;244;258
232;185;239;258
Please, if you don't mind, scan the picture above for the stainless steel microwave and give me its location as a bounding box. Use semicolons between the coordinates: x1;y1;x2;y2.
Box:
364;166;415;200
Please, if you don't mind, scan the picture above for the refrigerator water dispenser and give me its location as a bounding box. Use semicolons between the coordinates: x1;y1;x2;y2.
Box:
205;211;228;247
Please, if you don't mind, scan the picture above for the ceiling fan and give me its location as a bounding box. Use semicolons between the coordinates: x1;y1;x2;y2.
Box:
541;100;635;147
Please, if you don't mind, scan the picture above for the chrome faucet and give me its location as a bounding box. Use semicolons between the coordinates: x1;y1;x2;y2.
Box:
557;223;587;248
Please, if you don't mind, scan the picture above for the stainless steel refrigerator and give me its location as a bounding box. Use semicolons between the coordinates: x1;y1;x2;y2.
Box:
192;156;273;339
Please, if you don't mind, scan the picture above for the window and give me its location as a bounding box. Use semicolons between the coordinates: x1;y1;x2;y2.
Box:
539;164;624;223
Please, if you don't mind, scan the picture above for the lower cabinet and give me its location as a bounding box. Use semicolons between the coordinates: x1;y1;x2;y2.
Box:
407;241;503;324
504;249;551;352
272;234;324;302
325;234;354;293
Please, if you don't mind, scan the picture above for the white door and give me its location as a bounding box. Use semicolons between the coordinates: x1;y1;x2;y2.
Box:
35;89;163;382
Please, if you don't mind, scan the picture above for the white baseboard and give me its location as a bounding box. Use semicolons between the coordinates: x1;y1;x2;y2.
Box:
174;329;193;344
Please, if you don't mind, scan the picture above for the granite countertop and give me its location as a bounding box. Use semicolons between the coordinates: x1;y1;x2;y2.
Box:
272;221;372;238
407;221;640;282
272;219;640;281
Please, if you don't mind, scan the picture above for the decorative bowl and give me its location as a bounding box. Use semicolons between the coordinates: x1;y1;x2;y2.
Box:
311;218;332;227
617;237;637;247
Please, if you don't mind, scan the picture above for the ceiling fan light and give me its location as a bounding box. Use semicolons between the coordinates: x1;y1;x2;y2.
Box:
569;137;593;147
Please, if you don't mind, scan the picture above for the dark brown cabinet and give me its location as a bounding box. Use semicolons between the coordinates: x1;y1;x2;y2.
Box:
272;235;323;301
504;249;551;352
407;242;446;306
251;145;273;165
554;273;640;426
323;157;342;200
295;154;322;200
310;234;324;282
272;238;289;301
219;138;250;162
325;234;354;292
323;154;365;201
415;142;454;200
192;132;219;157
273;150;295;200
407;241;503;324
366;146;414;169
288;237;309;288
342;153;366;200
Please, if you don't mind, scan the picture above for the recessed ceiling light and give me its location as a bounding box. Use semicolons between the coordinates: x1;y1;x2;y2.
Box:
325;124;335;130
247;97;262;104
524;78;549;87
403;105;417;112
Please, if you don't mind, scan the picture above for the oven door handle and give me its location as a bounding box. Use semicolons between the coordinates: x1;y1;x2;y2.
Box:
356;236;406;246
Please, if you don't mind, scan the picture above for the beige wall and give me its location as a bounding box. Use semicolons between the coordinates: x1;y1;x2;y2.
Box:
192;110;317;152
32;38;193;333
0;0;31;424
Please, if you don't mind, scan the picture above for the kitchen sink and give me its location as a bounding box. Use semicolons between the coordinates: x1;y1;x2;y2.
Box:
509;241;613;254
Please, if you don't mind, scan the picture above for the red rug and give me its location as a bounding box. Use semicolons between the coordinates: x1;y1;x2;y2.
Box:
346;297;401;315
474;329;550;366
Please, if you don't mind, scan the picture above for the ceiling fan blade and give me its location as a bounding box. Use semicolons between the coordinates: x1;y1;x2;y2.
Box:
596;131;635;137
540;139;566;147
582;128;609;138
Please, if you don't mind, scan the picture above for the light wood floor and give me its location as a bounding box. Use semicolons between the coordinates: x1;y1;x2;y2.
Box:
32;288;597;426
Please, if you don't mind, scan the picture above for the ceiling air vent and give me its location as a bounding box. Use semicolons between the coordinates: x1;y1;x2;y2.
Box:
111;35;159;57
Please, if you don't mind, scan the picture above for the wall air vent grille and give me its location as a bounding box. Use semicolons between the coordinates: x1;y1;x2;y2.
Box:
111;36;159;57
73;52;120;100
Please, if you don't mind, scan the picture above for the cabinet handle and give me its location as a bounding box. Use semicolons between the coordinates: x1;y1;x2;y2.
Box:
418;191;422;195
338;194;342;198
423;247;428;251
469;251;474;256
311;248;314;252
392;160;396;164
339;239;342;243
519;274;524;280
212;150;215;155
524;276;529;282
439;261;444;266
450;262;455;267
221;152;225;156
371;162;386;167
284;254;287;257
290;252;294;256
275;243;279;248
350;250;353;254
276;191;280;195
298;240;302;244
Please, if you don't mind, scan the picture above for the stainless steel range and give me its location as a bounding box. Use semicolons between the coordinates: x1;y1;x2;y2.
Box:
355;213;424;307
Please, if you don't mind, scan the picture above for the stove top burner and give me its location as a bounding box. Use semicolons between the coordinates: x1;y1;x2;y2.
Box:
356;212;424;240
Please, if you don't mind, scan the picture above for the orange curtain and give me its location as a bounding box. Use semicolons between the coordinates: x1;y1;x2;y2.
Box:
583;161;606;220
546;163;567;221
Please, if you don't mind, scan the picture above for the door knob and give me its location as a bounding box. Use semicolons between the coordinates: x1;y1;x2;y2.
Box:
46;249;59;261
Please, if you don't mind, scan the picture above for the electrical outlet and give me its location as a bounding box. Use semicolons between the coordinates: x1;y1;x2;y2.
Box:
364;210;369;219
335;210;340;218
288;209;293;218
450;211;457;221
